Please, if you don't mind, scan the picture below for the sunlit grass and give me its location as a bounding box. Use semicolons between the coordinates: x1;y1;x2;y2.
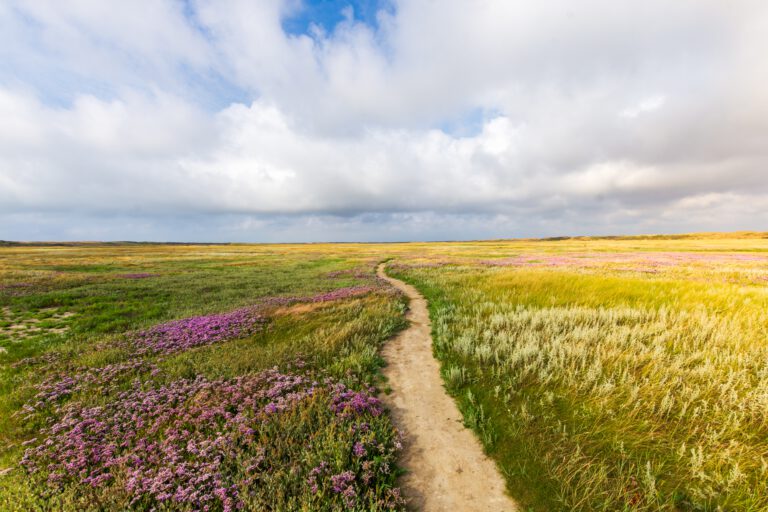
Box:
2;236;768;510
0;244;407;510
392;253;768;511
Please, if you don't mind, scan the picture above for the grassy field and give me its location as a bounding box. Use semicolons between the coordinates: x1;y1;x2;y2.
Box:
390;237;768;511
0;244;409;510
1;236;768;510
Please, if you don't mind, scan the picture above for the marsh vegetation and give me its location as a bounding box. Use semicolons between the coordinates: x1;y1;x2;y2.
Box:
2;236;767;510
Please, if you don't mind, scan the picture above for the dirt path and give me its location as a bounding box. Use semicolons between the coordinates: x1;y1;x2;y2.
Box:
377;264;518;512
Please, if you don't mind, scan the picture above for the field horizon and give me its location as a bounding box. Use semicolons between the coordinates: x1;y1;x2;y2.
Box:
3;229;768;247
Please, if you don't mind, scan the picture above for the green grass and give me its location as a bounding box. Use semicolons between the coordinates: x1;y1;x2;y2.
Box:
391;263;768;511
2;237;768;510
0;244;408;510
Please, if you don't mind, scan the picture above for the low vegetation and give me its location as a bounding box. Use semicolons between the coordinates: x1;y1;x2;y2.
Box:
391;245;768;511
2;236;768;510
0;244;407;510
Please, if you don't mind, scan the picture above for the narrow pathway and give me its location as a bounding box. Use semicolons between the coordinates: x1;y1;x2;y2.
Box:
377;264;518;512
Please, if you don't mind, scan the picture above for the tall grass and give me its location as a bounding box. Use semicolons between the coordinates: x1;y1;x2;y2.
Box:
394;264;768;511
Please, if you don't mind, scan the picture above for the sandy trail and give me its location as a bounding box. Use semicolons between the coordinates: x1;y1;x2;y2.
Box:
377;264;518;512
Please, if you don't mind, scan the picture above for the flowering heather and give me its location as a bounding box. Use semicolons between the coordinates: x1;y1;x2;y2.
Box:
24;360;157;413
326;269;373;279
387;261;452;271
132;306;265;355
257;285;378;309
25;284;386;418
352;442;367;457
309;285;377;303
331;471;357;508
331;384;384;419
21;369;405;511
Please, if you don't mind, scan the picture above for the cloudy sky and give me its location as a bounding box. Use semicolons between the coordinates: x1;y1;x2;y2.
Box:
1;0;767;242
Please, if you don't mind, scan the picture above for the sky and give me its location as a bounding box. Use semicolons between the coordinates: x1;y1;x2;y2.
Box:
1;0;767;242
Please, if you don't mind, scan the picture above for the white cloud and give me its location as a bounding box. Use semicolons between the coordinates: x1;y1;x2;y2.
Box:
620;95;666;119
1;0;767;241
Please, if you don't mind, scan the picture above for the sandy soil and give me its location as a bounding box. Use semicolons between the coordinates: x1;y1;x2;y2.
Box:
1;307;72;339
377;264;518;512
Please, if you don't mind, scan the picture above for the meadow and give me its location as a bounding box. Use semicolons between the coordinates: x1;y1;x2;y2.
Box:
391;236;768;511
1;235;768;510
0;244;409;510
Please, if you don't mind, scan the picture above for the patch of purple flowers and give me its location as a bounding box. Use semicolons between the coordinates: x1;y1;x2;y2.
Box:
307;461;330;494
476;251;768;269
309;286;376;303
326;269;372;279
132;306;265;355
23;370;308;508
352;441;367;457
24;360;156;413
387;261;452;271
258;285;378;309
331;471;357;508
21;368;405;510
330;384;384;419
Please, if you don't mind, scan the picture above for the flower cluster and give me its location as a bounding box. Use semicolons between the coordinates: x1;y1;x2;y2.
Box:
326;269;372;279
330;384;384;419
24;360;156;413
257;285;378;309
331;471;357;508
132;306;265;355
309;285;376;303
21;368;405;511
386;261;452;271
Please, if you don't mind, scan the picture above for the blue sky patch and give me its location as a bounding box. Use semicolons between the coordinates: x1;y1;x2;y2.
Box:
282;0;392;36
439;107;502;138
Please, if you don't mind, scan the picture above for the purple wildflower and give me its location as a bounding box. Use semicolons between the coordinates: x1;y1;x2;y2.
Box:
331;471;355;493
258;285;378;309
26;360;156;412
330;384;383;419
352;442;366;458
21;364;404;510
132;307;265;355
21;369;319;509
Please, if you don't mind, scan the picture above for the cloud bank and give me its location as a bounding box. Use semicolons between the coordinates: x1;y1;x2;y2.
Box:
1;0;767;241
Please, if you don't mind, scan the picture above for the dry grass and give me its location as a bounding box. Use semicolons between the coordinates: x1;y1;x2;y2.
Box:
392;237;768;510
